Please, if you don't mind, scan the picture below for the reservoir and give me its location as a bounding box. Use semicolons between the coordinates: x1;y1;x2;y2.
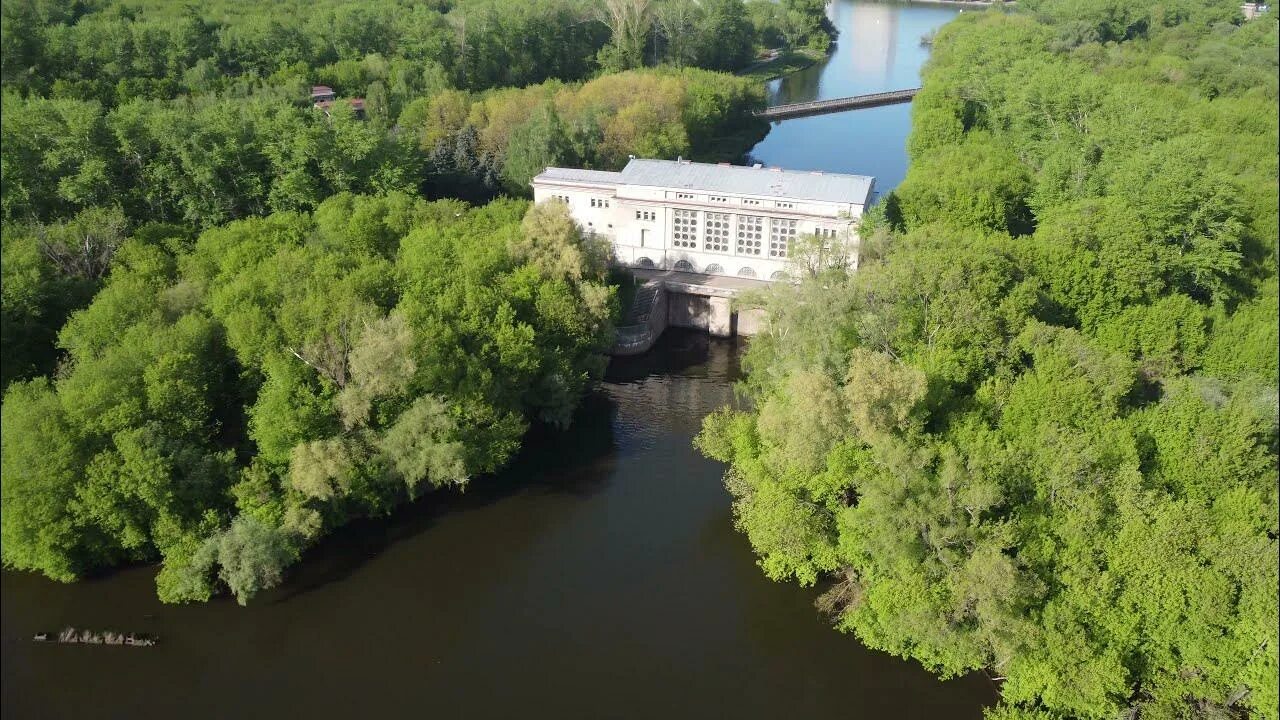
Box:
1;2;986;718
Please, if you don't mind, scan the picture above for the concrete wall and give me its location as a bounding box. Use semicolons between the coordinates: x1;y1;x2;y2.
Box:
612;284;750;355
668;292;711;331
735;307;767;337
609;281;669;356
533;178;862;282
666;292;734;338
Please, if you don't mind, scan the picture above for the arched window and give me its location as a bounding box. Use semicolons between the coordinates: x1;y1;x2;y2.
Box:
635;257;656;269
770;270;790;281
737;266;758;278
673;259;695;272
704;263;725;275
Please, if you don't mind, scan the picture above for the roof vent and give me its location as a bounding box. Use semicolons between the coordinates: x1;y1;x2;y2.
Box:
811;170;824;175
676;155;683;163
718;162;730;166
752;163;763;169
769;167;782;172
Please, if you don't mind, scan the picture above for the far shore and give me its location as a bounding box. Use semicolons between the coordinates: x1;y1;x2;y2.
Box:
897;0;1013;7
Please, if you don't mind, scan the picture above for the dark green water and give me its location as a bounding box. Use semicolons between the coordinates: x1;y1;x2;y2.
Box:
2;332;994;719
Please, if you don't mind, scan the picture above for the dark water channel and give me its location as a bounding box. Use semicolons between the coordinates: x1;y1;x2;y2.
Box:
3;332;994;718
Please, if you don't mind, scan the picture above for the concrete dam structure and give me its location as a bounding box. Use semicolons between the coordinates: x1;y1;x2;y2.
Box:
610;270;770;356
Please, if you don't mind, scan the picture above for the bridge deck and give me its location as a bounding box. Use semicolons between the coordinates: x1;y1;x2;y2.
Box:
631;268;773;297
758;88;920;120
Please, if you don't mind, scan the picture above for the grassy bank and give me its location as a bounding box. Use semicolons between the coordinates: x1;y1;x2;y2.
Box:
735;47;828;85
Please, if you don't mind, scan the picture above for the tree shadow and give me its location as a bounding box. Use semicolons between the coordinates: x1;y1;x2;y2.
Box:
270;390;623;603
606;328;742;384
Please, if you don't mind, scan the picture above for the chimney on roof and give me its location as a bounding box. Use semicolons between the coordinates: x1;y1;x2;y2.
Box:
677;155;683;162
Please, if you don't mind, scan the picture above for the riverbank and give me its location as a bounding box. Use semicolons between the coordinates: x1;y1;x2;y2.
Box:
736;47;829;84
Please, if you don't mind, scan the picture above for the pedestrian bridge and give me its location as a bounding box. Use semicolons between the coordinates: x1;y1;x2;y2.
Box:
757;88;920;121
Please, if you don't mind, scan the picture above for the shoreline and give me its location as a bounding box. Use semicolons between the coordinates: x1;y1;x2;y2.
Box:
896;0;1011;6
735;47;830;84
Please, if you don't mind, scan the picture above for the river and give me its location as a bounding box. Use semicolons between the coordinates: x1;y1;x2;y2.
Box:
750;0;963;193
2;3;984;718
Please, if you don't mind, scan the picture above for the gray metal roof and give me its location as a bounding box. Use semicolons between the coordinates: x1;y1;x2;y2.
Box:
620;159;873;205
534;167;623;185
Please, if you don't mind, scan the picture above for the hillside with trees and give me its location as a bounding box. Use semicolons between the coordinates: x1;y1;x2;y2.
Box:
698;4;1279;719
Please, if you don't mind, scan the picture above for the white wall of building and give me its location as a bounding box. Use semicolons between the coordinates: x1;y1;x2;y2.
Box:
532;175;864;281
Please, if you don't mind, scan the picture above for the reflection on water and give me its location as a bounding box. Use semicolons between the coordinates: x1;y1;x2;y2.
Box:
1;329;994;719
848;2;898;83
752;0;962;193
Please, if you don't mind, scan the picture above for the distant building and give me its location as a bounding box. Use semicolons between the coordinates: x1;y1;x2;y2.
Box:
1241;2;1270;18
310;85;336;103
531;158;874;280
313;97;366;119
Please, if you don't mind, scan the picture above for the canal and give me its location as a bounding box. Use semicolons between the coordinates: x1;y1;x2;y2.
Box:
2;3;984;718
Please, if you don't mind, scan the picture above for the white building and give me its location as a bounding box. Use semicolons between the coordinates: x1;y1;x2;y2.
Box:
531;158;875;281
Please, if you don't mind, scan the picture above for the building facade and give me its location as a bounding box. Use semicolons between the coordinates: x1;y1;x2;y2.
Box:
531;158;875;280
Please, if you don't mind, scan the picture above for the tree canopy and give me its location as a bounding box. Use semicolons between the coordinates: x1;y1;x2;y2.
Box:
700;6;1279;719
2;194;615;604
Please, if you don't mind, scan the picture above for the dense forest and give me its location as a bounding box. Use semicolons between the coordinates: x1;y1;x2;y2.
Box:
698;3;1279;719
0;0;791;390
0;0;828;603
2;195;617;603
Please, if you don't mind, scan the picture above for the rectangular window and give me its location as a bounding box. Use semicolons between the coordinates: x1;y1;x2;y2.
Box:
671;209;699;249
675;192;695;200
710;196;728;203
769;218;797;258
635;210;655;221
743;198;761;206
776;201;794;209
704;212;731;253
736;215;763;256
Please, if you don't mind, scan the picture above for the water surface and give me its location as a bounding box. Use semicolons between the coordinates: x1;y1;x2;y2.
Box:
2;332;994;719
750;0;963;192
